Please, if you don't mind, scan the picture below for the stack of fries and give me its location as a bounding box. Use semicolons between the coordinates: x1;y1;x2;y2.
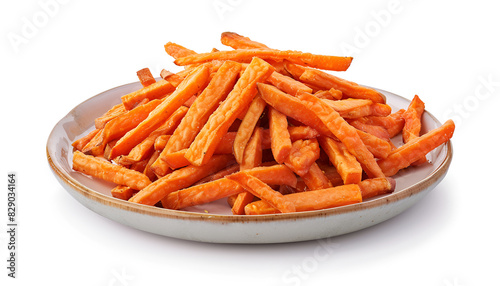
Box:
71;32;455;215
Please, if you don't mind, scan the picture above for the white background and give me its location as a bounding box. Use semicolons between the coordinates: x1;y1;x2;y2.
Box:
1;0;499;285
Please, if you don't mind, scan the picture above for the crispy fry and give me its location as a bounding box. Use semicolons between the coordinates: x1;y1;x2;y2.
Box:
121;79;175;110
95;103;127;129
299;68;386;103
185;57;274;166
358;177;396;199
164;42;197;59
175;49;353;71
268;107;292;163
234;96;267;164
110;65;210;159
240;127;264;170
111;185;136;201
318;136;362;184
227;172;296;213
378;120;455;176
245;184;362;215
136;68;156;87
284;139;321;177
130;154;234;206
72;151;151;190
220;32;270;49
163;164;296;210
403;95;427;165
72;129;100;151
297;92;385;178
301;162;333;190
268;70;313;95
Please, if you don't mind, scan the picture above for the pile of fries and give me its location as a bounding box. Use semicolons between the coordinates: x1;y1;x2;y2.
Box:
71;32;455;215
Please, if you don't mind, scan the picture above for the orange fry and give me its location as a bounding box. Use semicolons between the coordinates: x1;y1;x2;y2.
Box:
299;68;386;103
297;92;385;178
95;103;127;129
234;96;267;164
318;136;362;184
175;49;353;71
358;177;396;199
72;151;151;190
121;79;175;110
378;120;455;176
185;57;274;166
268;107;292;163
130;154;234;206
244;184;362;215
136;68;156;87
284;139;321;177
220;31;270;49
110;65;210;159
227;172;296;213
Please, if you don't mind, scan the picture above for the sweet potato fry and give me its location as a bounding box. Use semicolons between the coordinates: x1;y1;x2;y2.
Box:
284;139;321;177
234;96;267;164
121;79;175;110
300;162;333;190
111;185;136;201
72;151;151;190
268;71;313;95
130;154;234;206
358;177;396;199
362;109;406;138
94;103;127;129
349;119;391;141
318;136;362;184
378;120;455;176
227;172;296;213
268;107;292;163
220;32;270;49
154;134;170;151
297;92;385;178
164;42;197;59
175;49;353;71
159;61;241;164
314;88;342;100
356;130;392;159
231;192;255;215
163;164;296;210
136;68;156;87
258;83;333;136
403;95;427;165
185;57;274;166
244;184;362;215
110;65;210;159
72;129;100;151
160;69;184;87
299;68;386;103
240;127;264;170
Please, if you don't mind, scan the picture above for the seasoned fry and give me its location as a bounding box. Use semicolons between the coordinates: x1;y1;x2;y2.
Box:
234;96;267;164
268;107;292;164
136;68;156;87
121;79;175;110
318;136;362;184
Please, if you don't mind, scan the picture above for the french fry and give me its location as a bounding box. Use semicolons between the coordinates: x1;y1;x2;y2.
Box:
378;120;455;176
72;151;151;190
402;95;427;165
160;69;184;87
356;129;392;159
299;68;386;103
175;49;353;72
358;177;396;199
164;42;197;59
136;68;156;87
185;57;274;166
300;162;333;190
240;127;264;170
162;61;241;155
258;83;333;136
130;154;234;206
72;129;100;151
227;172;296;214
318;136;362;184
268;70;313;95
94;103;127;129
220;31;270;49
234;96;267;164
268;107;292;163
297;92;385;178
244;184;362;215
110;65;210;159
111;185;136;201
121;79;175;110
284;139;321;177
163;164;296;210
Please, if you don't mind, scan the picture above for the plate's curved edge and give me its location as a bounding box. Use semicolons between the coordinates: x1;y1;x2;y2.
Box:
46;80;454;225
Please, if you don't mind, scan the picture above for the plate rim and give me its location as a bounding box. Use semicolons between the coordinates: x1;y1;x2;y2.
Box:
46;82;453;223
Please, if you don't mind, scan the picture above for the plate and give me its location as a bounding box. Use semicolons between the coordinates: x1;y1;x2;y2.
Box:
46;81;453;244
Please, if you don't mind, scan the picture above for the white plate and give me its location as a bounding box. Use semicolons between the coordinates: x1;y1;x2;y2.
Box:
46;81;453;244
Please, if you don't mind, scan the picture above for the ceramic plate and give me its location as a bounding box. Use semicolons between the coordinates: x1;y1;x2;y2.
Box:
46;81;453;244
